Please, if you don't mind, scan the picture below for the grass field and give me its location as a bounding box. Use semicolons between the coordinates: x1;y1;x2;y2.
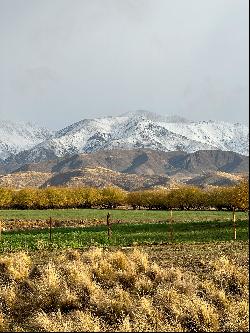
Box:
0;208;248;225
0;218;248;252
0;208;249;331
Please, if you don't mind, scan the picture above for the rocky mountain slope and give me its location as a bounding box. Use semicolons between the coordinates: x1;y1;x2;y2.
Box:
9;149;249;176
186;171;246;187
0;171;52;189
2;111;248;168
0;149;248;190
0;168;171;191
0;167;246;191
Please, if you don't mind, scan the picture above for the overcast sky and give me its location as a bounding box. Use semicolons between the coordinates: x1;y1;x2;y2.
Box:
0;0;249;129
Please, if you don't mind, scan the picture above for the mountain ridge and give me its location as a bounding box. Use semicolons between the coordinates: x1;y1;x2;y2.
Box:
0;112;248;169
0;148;248;190
3;148;248;175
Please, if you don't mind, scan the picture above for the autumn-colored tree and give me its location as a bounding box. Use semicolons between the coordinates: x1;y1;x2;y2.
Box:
13;188;40;209
129;187;210;210
231;180;249;211
165;186;208;210
0;188;14;209
64;188;85;208
82;187;103;208
34;189;50;209
101;187;127;209
147;189;171;210
127;191;144;209
42;187;69;209
136;190;157;209
0;182;247;211
152;189;170;210
207;186;235;210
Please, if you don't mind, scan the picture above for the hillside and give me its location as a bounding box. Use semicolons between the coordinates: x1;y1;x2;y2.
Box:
0;171;52;189
8;148;249;176
0;150;248;190
185;171;247;187
0;167;171;191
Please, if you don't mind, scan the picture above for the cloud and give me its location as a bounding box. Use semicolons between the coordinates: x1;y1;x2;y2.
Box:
0;0;248;129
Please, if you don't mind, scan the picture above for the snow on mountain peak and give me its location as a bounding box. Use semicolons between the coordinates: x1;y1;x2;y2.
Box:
0;120;53;160
0;113;249;164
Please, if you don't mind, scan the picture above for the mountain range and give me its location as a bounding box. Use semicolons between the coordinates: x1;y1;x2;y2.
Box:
0;111;249;165
0;111;248;190
0;148;248;190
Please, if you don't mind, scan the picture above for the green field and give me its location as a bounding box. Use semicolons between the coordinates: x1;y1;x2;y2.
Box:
0;218;248;252
0;209;248;252
0;208;248;223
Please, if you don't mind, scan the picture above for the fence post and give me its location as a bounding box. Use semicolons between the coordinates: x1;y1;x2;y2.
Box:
232;207;236;240
107;213;112;239
169;209;174;242
0;220;2;242
49;216;52;242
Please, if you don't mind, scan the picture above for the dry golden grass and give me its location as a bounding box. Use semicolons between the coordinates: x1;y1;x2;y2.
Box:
0;244;249;332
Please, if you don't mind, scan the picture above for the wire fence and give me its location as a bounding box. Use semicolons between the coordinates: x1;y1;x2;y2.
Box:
0;210;248;252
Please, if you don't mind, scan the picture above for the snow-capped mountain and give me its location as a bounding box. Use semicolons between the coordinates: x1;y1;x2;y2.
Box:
2;111;248;165
0;120;53;160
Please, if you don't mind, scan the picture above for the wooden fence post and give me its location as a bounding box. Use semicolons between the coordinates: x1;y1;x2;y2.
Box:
169;209;174;242
232;207;236;240
49;216;52;242
107;213;112;239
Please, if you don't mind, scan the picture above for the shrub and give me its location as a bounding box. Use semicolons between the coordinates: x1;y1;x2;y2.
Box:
0;248;248;331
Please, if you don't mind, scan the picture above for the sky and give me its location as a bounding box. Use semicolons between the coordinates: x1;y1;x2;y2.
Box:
0;0;249;130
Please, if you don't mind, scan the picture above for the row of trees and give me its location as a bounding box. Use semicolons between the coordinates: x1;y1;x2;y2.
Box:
0;181;248;211
127;183;249;211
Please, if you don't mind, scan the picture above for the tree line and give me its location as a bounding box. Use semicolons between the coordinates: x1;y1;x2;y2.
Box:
0;181;248;211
